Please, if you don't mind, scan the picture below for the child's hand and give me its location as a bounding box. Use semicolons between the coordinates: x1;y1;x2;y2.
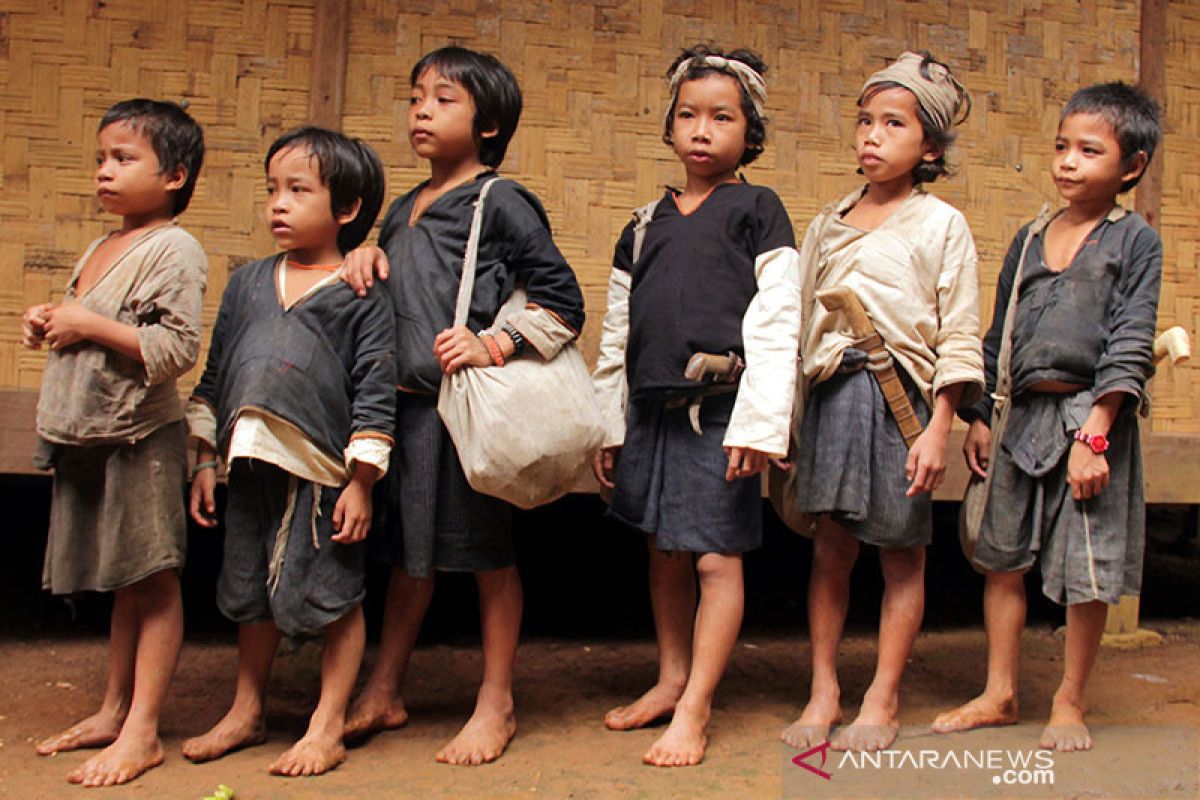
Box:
21;303;54;348
963;418;992;479
905;425;950;496
42;301;98;350
593;446;621;489
1067;441;1109;500
434;327;492;374
190;467;219;528
724;446;769;482
342;246;388;297
332;465;379;544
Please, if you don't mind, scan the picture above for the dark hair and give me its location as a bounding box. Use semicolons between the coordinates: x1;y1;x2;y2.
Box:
662;44;768;166
409;46;522;168
857;51;970;184
1061;82;1162;193
264;127;385;254
99;99;205;215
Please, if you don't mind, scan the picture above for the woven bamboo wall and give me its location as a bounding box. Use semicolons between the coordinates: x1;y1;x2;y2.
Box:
2;0;1197;431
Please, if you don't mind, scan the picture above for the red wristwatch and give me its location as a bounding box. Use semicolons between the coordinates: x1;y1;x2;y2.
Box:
1073;430;1110;455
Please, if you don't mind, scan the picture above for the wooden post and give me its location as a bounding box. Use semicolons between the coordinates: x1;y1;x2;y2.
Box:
308;0;351;128
1134;0;1164;228
1103;0;1166;648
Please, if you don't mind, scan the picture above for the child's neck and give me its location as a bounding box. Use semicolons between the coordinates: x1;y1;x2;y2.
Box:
427;155;490;192
119;206;175;236
1063;196;1117;226
287;243;344;268
678;170;740;209
862;175;916;207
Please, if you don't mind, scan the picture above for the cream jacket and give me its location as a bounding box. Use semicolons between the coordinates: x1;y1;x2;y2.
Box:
801;186;983;409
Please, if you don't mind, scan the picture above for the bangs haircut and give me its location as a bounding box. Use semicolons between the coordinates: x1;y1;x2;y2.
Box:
410;46;522;168
1061;82;1163;193
100;98;206;215
662;44;768;166
265;127;386;254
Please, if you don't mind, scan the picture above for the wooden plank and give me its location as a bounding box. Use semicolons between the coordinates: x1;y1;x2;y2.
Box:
1135;0;1165;228
4;389;1200;504
308;0;350;129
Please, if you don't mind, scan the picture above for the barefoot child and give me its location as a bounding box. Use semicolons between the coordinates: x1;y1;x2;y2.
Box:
341;46;585;765
181;127;394;776
780;51;982;753
933;83;1162;752
592;45;801;767
23;98;207;787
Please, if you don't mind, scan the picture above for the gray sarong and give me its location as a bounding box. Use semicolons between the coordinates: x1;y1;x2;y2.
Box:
792;349;932;548
971;390;1144;606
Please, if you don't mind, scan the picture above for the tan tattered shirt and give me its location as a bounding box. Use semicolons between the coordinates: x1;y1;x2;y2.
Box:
36;223;208;445
800;186;984;409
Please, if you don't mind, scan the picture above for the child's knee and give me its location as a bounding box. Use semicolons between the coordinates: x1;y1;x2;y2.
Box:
879;545;926;582
694;551;742;583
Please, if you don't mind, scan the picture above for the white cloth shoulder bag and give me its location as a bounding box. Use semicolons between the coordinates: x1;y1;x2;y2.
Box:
437;178;605;509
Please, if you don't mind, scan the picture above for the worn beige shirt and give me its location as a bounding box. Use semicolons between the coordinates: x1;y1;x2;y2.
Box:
36;223;208;445
801;186;983;408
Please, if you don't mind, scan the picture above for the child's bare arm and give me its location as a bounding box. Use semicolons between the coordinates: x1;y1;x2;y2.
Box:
41;302;144;361
1066;392;1123;501
593;446;621;489
724;446;770;482
332;461;380;544
342;245;389;296
963;418;992;479
906;383;965;496
21;303;54;348
190;441;219;528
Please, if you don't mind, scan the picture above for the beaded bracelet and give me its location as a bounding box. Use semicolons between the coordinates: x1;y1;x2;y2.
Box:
481;333;505;367
191;460;218;479
501;322;527;354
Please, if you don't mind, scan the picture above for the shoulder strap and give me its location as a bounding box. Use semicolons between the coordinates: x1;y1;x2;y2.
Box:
992;204;1055;406
630;198;661;265
452;177;503;328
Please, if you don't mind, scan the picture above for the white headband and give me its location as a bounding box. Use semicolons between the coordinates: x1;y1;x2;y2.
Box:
666;54;767;128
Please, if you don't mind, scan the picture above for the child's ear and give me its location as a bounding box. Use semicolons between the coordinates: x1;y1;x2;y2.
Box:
335;197;363;226
479;123;499;140
163;165;188;193
921;141;943;164
1121;150;1149;185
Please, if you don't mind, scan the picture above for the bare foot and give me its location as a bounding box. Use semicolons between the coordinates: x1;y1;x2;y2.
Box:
643;704;708;767
66;733;164;787
181;710;267;762
831;694;899;752
268;734;346;777
932;694;1018;734
604;682;684;731
1038;700;1091;752
343;693;409;743
435;707;517;766
36;711;123;756
781;692;842;750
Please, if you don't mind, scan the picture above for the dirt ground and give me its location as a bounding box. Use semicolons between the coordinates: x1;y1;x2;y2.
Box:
1;623;1198;800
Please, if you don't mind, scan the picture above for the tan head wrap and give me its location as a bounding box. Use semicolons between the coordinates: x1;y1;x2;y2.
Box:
861;51;969;131
666;54;767;128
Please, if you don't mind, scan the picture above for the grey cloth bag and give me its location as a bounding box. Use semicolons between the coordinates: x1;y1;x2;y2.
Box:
437;177;605;509
959;204;1054;564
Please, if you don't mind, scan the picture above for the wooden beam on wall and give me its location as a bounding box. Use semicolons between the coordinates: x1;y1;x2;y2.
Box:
1136;0;1165;228
308;0;351;128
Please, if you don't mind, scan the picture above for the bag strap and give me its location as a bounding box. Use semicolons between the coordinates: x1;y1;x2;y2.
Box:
630;198;661;264
992;204;1055;408
451;176;503;328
